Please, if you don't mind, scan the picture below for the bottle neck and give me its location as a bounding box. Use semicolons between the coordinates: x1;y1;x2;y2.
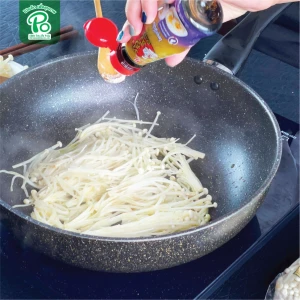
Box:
181;0;223;35
110;44;141;76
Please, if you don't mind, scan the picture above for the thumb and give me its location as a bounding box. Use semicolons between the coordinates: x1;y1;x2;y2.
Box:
165;48;190;67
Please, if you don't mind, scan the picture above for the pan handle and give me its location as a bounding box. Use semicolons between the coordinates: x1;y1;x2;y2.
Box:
203;3;291;75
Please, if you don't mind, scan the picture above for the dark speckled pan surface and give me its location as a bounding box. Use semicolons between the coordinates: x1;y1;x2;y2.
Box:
0;52;281;272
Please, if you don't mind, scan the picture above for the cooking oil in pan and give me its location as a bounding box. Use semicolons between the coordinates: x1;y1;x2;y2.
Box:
97;48;125;83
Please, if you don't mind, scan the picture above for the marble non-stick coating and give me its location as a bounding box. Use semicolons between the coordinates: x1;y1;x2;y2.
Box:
0;52;282;272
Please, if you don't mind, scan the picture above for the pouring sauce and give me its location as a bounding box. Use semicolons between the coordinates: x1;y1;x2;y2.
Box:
93;0;125;83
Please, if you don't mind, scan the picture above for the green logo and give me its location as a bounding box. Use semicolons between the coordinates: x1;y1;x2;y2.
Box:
19;1;60;44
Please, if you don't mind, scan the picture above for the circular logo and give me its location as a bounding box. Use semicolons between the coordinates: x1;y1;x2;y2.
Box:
168;36;178;45
27;11;51;34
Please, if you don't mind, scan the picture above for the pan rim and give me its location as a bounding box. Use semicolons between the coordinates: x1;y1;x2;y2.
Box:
0;51;282;242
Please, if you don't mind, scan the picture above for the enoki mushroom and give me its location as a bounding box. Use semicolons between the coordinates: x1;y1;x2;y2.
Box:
0;109;217;237
0;55;28;78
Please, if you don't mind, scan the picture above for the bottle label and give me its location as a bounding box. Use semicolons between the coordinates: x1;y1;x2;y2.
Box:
125;0;207;66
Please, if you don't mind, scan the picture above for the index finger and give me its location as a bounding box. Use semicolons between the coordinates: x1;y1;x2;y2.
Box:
141;0;158;24
142;0;175;24
125;0;143;36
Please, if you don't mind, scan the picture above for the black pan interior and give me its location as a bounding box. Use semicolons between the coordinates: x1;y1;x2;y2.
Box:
0;52;281;224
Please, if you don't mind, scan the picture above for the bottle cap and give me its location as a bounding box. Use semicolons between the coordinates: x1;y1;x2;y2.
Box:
83;18;119;50
83;17;140;76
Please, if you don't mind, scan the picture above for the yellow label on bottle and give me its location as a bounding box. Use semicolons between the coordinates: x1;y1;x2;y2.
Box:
125;1;205;66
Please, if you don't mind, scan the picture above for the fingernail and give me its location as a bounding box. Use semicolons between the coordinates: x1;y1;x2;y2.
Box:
129;24;135;36
141;11;147;23
116;30;124;41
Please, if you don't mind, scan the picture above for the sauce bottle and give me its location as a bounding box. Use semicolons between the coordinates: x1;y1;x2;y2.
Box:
84;0;223;78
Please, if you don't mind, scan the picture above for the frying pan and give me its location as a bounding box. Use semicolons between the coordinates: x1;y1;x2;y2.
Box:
0;5;286;272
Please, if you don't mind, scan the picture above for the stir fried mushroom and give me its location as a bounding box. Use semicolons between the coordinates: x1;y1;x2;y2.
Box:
0;108;216;237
